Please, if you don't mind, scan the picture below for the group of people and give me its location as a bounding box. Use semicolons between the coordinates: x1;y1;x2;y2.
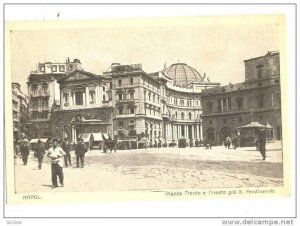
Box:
224;135;239;150
14;137;89;189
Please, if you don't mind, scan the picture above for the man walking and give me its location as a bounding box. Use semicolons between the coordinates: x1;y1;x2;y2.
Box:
47;138;66;188
36;140;46;169
258;128;267;160
75;138;87;168
19;140;29;165
62;138;72;167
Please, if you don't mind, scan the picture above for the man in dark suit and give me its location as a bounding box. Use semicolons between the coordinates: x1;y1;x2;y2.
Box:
62;138;72;167
75;138;87;168
36;140;46;169
20;140;29;165
258;128;267;160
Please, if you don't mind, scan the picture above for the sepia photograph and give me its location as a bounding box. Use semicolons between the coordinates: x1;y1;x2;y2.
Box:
7;14;286;197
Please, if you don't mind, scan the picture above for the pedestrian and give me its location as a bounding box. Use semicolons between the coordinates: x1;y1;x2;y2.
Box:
14;141;20;159
225;137;231;149
75;138;87;168
36;140;46;169
257;128;267;160
47;138;66;188
231;135;238;150
19;140;29;165
62;138;72;167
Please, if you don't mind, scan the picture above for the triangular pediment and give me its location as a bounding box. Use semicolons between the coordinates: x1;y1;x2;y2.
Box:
59;70;100;83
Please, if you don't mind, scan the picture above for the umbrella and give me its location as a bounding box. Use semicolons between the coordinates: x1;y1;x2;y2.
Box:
241;121;265;128
265;122;273;129
139;138;149;144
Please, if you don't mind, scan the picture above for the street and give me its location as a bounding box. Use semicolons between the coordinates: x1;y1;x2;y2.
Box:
14;141;283;193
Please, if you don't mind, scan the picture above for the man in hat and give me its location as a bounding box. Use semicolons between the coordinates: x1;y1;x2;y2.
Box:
75;137;87;168
257;128;267;160
61;138;72;167
19;140;29;165
47;138;66;188
36;140;46;169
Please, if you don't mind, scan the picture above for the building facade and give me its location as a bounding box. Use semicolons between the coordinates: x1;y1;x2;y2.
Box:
12;83;28;140
52;70;113;142
104;63;219;148
26;58;82;138
201;51;281;145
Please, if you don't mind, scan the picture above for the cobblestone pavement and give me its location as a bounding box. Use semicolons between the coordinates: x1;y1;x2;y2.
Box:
14;141;283;193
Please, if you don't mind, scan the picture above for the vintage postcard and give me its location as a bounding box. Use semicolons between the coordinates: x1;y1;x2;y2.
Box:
4;14;290;205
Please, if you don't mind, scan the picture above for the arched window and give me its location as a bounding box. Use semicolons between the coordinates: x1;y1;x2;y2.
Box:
188;112;192;120
175;111;178;119
181;112;185;120
144;90;147;100
42;83;48;94
31;84;38;95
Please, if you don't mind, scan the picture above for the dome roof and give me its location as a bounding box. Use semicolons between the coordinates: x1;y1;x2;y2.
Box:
162;63;204;87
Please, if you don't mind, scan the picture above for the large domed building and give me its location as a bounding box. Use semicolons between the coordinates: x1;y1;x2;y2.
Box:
162;63;204;88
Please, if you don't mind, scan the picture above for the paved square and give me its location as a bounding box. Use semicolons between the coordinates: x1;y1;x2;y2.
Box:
14;142;283;193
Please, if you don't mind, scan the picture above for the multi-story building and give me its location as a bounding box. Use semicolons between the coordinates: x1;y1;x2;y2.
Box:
12;82;28;140
27;58;82;138
52;69;113;142
201;51;281;145
105;62;219;149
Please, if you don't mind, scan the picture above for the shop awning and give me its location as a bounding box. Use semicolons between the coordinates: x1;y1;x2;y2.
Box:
102;133;109;140
29;139;39;144
92;133;103;141
138;138;149;144
159;138;164;143
241;121;265;128
80;133;92;142
265;123;273;129
39;138;48;143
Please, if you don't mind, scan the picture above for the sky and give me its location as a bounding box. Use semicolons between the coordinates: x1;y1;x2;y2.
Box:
10;18;280;94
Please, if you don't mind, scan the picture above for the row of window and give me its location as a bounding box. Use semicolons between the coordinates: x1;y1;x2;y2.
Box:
118;91;135;100
117;78;135;86
118;106;135;115
40;64;66;73
144;90;159;104
118;120;135;130
63;91;107;106
206;93;281;113
31;99;49;110
171;111;193;120
143;79;159;93
169;97;200;107
31;83;49;95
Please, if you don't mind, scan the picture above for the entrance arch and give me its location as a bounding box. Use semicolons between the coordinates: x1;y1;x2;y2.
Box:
220;127;231;143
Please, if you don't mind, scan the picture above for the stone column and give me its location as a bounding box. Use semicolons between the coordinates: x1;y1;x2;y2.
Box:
83;92;86;106
85;87;89;106
192;125;194;139
200;124;203;140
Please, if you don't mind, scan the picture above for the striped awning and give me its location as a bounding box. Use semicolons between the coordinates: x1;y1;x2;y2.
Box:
29;139;39;144
92;133;103;141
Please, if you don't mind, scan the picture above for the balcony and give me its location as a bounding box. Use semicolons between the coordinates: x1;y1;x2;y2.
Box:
102;102;113;108
162;113;170;121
